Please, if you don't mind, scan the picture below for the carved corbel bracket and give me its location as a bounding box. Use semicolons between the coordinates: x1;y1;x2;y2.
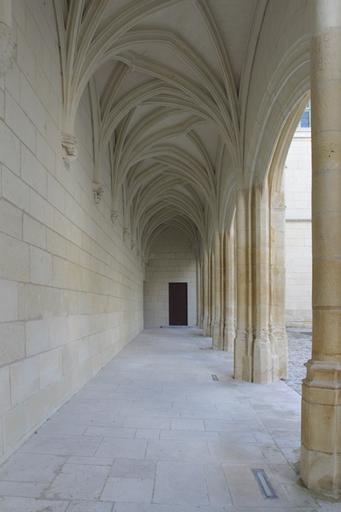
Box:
93;181;104;204
111;210;119;223
61;133;78;162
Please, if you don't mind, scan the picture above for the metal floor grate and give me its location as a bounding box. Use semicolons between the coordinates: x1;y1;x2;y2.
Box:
251;469;278;499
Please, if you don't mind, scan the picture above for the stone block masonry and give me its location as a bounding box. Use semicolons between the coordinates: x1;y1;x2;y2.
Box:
144;227;197;328
0;0;144;464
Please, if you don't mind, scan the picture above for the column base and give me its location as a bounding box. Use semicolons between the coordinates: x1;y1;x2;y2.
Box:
270;327;288;379
202;314;209;335
301;446;341;499
253;331;273;383
234;329;252;381
212;322;223;349
301;360;341;498
203;321;212;337
223;324;235;352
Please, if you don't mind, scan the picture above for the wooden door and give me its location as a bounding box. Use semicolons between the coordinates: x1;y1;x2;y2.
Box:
169;282;188;325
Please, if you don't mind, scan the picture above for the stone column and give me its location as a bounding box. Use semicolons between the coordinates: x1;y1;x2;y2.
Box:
200;258;205;329
212;232;224;349
301;0;341;497
269;187;287;379
234;189;252;380
196;258;202;327
202;250;210;335
235;184;280;382
207;251;214;336
200;254;206;329
252;182;273;383
223;230;235;352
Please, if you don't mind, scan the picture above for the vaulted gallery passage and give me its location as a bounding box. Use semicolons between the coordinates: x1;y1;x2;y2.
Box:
0;0;341;509
143;227;197;328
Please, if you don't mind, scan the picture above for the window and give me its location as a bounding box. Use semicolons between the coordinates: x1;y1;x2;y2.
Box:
299;102;311;129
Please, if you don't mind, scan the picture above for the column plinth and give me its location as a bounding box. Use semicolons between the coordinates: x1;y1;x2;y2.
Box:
253;329;273;383
234;328;252;381
301;361;341;496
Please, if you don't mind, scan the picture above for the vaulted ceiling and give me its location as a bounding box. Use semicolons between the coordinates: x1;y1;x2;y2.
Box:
54;0;311;259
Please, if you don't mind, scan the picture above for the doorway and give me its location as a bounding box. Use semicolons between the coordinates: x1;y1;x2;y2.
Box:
169;282;188;325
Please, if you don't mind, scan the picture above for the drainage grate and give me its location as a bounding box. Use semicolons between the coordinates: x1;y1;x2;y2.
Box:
251;469;278;499
211;374;219;381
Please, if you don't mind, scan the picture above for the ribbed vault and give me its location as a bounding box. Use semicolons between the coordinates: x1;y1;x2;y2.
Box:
53;0;264;259
53;0;312;261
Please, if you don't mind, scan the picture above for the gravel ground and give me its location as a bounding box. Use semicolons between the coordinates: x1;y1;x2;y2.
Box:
286;328;312;395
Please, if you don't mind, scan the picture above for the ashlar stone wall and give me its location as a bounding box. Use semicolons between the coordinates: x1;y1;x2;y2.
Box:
284;129;312;327
144;228;197;328
0;0;143;463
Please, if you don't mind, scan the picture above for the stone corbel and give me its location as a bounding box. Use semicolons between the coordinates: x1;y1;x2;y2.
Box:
93;181;104;204
61;133;78;162
0;0;16;77
123;227;130;241
111;210;119;224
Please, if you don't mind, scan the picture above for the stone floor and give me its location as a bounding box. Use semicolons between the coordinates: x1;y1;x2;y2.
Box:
286;328;312;395
0;328;338;512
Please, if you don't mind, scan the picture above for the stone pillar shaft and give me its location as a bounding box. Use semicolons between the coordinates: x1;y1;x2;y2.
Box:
269;188;287;378
223;229;235;352
234;184;285;383
301;0;341;497
202;250;210;335
252;182;273;383
234;189;252;380
208;251;213;336
196;258;202;327
212;232;224;349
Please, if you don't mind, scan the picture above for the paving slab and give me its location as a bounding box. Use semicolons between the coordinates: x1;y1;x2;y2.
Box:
0;497;69;512
45;463;109;500
0;328;336;511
